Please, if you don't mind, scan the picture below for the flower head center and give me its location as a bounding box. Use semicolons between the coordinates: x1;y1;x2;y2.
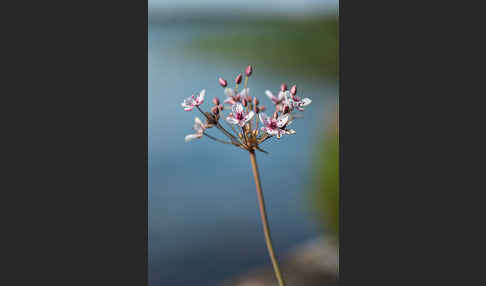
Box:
269;120;278;129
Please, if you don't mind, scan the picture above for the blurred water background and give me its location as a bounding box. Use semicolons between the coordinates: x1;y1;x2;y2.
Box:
149;1;338;285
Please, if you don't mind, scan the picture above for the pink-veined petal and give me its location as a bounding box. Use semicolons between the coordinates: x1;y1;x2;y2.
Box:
226;116;239;125
184;106;194;111
182;98;194;106
276;114;289;128
232;103;244;114
262;127;278;136
300;98;312;106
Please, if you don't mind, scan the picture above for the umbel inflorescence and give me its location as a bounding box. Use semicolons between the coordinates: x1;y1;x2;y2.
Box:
181;65;312;153
180;65;313;286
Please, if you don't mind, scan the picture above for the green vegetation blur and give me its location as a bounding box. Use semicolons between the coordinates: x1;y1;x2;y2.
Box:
312;120;339;238
188;16;338;78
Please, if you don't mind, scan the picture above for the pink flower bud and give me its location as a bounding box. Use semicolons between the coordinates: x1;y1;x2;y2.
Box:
235;73;242;84
258;105;266;112
219;77;227;87
245;65;253;76
253;97;259;106
218;104;223;111
212;97;220;105
273;111;279;119
242;98;248;107
211;105;219;114
280;84;287;91
290;85;297;95
283;105;290;114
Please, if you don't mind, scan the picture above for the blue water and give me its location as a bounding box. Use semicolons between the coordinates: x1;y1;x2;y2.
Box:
149;23;338;286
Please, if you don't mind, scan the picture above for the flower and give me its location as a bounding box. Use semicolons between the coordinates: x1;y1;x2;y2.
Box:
223;88;250;104
226;103;254;127
259;112;295;139
286;93;312;112
265;90;286;106
184;117;206;142
279;89;312;112
294;97;312;111
181;89;205;111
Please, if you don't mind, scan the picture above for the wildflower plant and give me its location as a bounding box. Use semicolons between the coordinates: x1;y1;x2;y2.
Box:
180;65;311;286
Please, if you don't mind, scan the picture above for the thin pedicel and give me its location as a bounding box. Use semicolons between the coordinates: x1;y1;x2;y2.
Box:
180;65;312;286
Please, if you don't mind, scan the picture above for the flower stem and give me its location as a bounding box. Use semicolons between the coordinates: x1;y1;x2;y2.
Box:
249;150;286;286
196;106;240;145
202;132;233;145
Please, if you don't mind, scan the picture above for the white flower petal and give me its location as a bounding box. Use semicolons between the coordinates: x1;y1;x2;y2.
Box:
184;107;194;111
265;90;276;101
285;129;296;135
195;89;205;104
194;117;203;126
224;97;234;104
224;87;235;98
239;88;250;99
184;134;199;142
286;115;294;126
259;113;269;124
244;111;255;122
193;117;205;131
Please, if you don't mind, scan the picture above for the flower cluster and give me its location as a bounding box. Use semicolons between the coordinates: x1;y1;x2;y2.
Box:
180;65;312;153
